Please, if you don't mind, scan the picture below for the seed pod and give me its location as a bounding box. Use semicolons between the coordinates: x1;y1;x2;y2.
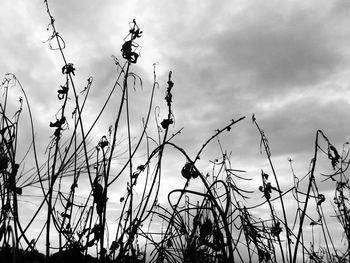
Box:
181;163;192;179
181;162;200;179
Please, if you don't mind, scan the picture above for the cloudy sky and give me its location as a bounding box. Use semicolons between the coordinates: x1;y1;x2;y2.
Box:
1;0;350;258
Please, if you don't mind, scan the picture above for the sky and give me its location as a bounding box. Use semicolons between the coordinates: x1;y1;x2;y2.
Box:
1;0;350;259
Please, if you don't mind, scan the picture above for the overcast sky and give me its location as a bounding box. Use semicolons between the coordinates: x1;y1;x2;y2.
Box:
1;0;350;257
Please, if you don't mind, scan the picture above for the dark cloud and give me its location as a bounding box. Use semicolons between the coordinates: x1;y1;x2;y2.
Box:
252;95;350;157
208;5;343;94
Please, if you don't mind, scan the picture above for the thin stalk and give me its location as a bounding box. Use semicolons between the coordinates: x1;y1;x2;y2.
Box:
253;117;291;263
125;73;134;254
292;130;320;263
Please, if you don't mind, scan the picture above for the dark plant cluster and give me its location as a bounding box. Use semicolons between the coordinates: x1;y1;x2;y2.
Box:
1;1;350;263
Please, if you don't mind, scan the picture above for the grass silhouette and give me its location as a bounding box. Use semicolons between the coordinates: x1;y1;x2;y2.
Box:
0;1;350;262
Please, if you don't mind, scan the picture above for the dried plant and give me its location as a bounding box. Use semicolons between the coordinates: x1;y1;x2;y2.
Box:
0;1;350;263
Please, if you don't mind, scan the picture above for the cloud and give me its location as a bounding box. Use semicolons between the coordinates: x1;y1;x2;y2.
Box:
255;94;350;154
209;3;343;92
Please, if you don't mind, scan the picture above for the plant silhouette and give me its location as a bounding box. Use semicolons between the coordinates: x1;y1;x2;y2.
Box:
0;1;350;263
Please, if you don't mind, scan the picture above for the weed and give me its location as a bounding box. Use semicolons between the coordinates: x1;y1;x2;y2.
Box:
1;1;350;263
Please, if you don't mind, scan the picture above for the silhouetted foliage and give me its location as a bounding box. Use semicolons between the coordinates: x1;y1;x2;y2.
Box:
1;1;350;263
